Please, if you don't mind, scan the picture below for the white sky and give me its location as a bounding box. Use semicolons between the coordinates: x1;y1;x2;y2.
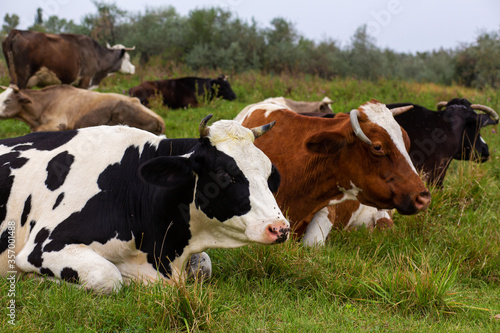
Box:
1;0;499;53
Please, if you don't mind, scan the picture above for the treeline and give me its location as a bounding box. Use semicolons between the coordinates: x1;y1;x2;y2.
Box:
2;2;499;88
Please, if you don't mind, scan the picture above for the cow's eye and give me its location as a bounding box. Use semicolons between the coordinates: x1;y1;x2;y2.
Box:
371;143;384;155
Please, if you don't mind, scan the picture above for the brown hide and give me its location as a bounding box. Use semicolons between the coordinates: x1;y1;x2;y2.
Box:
2;30;128;89
0;85;165;134
239;105;429;237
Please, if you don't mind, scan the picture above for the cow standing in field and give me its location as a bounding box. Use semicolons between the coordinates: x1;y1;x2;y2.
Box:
2;29;135;89
388;98;499;187
0;85;165;134
128;75;237;108
0;116;289;292
236;100;430;245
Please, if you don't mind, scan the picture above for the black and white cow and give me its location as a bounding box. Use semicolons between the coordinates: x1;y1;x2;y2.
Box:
0;116;289;292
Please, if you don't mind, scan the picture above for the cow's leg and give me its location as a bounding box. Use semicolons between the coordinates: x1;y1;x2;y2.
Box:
302;207;332;246
187;252;212;280
16;244;123;293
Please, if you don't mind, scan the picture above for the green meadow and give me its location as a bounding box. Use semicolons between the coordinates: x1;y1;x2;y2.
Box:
0;62;499;332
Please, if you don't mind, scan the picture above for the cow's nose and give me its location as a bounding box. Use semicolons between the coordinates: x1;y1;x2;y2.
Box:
266;221;290;244
413;190;431;212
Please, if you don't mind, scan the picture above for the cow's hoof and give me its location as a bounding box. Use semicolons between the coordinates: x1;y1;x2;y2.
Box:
188;252;212;280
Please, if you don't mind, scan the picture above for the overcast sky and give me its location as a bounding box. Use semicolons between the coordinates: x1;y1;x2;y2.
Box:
1;0;499;53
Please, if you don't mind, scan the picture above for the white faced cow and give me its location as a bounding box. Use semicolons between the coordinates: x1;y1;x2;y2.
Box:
0;116;289;293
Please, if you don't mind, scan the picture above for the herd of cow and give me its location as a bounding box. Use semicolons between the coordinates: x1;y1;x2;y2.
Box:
0;30;498;293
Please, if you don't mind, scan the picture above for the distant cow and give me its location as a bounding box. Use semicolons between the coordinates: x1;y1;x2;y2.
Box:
234;97;333;122
0;85;165;134
388;98;499;187
0;116;289;292
2;29;135;89
237;100;430;244
128;75;237;108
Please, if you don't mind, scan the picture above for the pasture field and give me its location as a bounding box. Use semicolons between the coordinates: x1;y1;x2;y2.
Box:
0;61;499;332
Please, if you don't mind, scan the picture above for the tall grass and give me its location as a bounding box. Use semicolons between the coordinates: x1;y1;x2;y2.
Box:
0;61;499;331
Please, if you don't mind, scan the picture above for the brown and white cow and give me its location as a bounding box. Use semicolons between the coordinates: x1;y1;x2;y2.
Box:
237;100;430;243
234;96;333;122
0;85;165;134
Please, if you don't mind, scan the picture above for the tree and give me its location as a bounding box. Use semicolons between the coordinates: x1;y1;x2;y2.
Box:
28;7;46;32
82;1;127;44
345;25;384;80
2;14;19;35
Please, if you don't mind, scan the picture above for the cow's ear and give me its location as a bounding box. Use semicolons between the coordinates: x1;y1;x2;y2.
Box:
139;156;194;189
477;114;498;127
17;92;32;104
305;130;346;155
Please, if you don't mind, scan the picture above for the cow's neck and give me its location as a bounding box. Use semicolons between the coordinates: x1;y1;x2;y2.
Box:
274;113;355;223
92;49;122;86
17;90;47;130
277;154;349;223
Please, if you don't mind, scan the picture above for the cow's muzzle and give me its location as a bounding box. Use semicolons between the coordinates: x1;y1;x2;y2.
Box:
265;221;290;244
396;190;431;215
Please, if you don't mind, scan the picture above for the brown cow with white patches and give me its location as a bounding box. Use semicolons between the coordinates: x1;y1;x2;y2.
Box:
237;100;430;243
0;85;165;134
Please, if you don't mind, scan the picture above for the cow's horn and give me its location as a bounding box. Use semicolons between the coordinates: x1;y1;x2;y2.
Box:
391;105;413;116
123;46;136;51
199;114;213;137
0;85;8;90
9;84;19;92
471;104;500;123
106;42;111;48
350;109;372;145
436;101;448;111
251;121;276;139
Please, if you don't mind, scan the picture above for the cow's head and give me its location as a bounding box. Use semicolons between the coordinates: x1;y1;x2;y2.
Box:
319;97;334;113
211;75;237;101
0;85;31;118
139;115;289;248
310;100;431;215
437;98;499;162
107;43;136;75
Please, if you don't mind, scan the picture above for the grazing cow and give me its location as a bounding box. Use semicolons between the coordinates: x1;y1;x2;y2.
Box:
2;29;135;89
237;100;430;243
0;85;165;134
388;98;499;187
128;75;237;108
0;116;289;292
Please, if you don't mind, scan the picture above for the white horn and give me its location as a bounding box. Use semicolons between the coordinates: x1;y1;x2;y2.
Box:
350;109;372;145
391;105;413;116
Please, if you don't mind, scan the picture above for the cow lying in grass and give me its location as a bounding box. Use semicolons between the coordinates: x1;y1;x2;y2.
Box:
128;75;237;108
0;84;165;134
236;100;430;245
0;116;289;292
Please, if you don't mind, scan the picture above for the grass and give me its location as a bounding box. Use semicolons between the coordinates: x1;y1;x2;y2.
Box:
0;60;499;332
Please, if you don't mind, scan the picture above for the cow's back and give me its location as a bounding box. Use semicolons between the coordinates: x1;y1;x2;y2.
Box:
0;126;164;275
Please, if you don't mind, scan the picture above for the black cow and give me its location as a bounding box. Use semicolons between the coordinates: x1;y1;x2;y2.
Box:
0;116;289;293
2;29;135;89
388;98;499;187
128;75;237;108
